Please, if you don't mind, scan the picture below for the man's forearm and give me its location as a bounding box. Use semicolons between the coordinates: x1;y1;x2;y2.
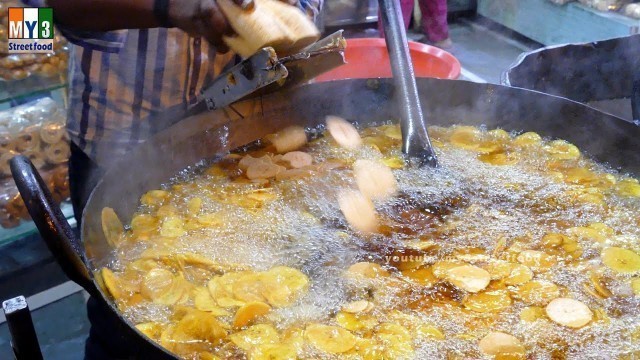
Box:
48;0;162;31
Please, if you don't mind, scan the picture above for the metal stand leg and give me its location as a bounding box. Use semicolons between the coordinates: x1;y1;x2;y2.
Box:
632;69;639;123
3;296;44;360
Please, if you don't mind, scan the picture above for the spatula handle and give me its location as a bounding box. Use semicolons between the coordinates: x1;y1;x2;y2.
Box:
378;0;437;167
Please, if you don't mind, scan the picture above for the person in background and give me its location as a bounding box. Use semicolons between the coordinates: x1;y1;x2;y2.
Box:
23;0;321;358
380;0;452;49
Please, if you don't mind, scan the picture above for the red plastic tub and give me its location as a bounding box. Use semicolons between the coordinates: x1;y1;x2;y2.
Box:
315;38;461;82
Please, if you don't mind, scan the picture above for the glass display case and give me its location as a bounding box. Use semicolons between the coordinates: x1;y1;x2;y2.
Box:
478;0;640;46
0;80;73;247
0;16;73;247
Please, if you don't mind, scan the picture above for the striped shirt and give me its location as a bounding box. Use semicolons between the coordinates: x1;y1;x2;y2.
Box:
28;0;321;168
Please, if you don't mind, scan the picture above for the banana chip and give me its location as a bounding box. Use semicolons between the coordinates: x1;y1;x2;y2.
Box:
141;268;190;305
445;265;491;293
431;260;466;279
567;223;613;244
233;273;267;303
520;306;547;322
601;247;640;273
135;322;164;340
353;159;398;201
156;204;179;219
207;276;244;308
251;343;297;360
516;250;556;273
282;151;313;169
281;327;304;351
347;262;390;279
101;207;124;247
234;301;271;329
180;253;249;273
194;287;230;316
261;266;309;307
545;140;580;160
338;189;378;234
336;311;378;332
504;264;533;285
382;156;405;169
383;125;402;140
305;323;356;354
173;310;227;346
401;267;438;287
230;324;279;352
632;278;640;296
265;126;308;154
478;152;519;166
450;126;482;151
515;280;560;306
160;216;186;238
341;300;373;314
464;290;512;313
102;268;128;300
326;116;362;150
485;261;512;280
541;233;582;259
354;338;386;359
187;197;202;214
479;332;525;355
375;323;414;358
512;132;541;147
615;178;640;197
141;189;170;207
545;298;593;328
415;324;445;340
130;213;158;237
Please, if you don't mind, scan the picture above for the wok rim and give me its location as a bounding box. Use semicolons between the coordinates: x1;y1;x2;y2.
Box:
79;78;638;358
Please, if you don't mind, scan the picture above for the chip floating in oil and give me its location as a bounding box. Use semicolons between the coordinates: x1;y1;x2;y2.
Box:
100;123;640;359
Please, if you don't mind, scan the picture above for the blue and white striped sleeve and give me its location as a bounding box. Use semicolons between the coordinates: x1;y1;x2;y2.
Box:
22;0;127;53
299;0;323;21
57;28;128;53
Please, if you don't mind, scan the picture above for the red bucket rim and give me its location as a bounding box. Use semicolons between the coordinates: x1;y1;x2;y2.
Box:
341;38;461;80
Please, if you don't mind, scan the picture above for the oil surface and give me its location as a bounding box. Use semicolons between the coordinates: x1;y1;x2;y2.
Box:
99;124;640;360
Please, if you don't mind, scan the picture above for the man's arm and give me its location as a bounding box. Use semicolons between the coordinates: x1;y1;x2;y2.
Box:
47;0;233;51
48;0;160;31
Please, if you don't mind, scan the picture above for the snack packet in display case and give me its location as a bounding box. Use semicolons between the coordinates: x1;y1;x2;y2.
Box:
0;97;70;228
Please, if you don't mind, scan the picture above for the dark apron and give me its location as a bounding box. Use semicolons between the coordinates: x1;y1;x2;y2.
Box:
69;143;130;360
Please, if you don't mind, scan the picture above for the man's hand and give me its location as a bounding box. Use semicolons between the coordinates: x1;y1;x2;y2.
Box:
168;0;315;53
168;0;234;52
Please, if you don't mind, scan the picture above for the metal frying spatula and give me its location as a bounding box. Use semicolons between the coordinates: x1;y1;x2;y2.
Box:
378;0;438;167
190;31;346;114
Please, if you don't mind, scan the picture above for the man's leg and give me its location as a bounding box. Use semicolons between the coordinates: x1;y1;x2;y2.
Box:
418;0;450;43
68;142;102;226
69;144;131;359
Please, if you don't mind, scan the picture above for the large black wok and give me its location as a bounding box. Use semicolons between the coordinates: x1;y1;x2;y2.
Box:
10;78;640;358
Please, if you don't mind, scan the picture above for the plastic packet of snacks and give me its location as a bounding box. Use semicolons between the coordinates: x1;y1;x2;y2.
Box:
577;0;629;12
0;163;69;228
0;97;69;180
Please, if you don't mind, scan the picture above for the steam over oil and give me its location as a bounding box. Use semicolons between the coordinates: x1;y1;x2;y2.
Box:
99;123;640;359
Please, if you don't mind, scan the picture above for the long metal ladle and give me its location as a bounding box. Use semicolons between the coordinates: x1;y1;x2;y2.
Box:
378;0;438;167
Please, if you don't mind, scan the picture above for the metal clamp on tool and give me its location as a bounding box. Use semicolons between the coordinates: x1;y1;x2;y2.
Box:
191;31;346;114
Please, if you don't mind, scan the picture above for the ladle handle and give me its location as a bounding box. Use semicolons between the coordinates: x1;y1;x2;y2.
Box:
378;0;437;167
10;155;98;297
